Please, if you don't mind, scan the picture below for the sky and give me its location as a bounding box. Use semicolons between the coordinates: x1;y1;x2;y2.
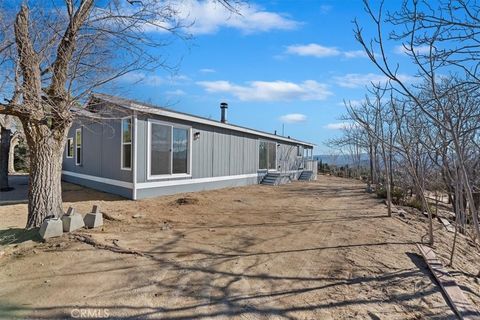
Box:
110;0;419;154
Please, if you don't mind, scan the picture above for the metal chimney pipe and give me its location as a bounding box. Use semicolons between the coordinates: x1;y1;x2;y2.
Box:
220;102;228;123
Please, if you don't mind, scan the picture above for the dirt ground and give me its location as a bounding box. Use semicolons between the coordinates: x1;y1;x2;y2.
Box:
0;175;479;319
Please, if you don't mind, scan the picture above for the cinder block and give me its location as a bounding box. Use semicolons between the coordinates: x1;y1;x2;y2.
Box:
83;205;103;229
39;217;64;239
61;207;85;232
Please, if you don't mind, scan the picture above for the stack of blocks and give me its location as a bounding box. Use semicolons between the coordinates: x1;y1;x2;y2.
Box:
83;205;103;229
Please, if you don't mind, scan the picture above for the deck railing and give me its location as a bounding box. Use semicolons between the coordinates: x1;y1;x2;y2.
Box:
304;160;318;180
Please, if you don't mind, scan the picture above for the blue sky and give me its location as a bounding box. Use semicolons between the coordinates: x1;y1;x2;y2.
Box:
110;0;418;154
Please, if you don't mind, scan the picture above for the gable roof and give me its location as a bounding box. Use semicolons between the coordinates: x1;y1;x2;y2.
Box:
90;93;315;148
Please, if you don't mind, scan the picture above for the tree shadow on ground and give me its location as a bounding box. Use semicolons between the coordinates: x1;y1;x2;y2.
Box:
61;182;126;203
0;228;42;245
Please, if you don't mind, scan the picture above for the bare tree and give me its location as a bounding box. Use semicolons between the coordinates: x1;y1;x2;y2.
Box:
0;0;237;228
351;0;480;249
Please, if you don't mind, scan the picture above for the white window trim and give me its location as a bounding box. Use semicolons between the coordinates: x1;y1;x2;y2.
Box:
75;128;82;166
66;137;74;158
121;116;133;171
147;119;192;181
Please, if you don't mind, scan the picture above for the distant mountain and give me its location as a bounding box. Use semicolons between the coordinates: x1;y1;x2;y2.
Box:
314;154;370;167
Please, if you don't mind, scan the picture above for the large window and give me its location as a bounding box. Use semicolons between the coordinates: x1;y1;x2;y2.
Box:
75;128;82;166
259;140;276;170
149;121;190;178
66;138;73;158
121;117;132;170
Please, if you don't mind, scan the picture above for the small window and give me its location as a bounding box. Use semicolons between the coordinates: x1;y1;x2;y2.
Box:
121;117;132;170
75;128;82;166
66;138;73;158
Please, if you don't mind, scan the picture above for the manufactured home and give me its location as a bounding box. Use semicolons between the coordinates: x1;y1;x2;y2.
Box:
62;93;317;199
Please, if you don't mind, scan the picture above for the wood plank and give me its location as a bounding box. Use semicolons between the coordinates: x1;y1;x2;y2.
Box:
438;217;455;233
417;244;480;320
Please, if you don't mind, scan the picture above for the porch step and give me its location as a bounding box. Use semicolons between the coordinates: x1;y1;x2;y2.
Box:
298;170;314;181
261;172;291;186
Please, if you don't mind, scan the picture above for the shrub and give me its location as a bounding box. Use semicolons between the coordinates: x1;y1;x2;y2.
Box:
376;186;405;205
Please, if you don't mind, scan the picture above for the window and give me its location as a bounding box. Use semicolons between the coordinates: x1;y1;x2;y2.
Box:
259;141;268;170
268;142;277;170
172;127;188;174
148;121;190;178
259;140;276;170
150;123;171;176
66;138;73;158
75;128;82;166
297;145;302;157
121;117;132;170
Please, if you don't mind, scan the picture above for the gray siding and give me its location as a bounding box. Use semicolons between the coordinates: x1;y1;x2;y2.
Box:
62;110;133;183
243;134;258;173
212;128;230;177
191;125;214;178
135;113;309;183
278;143;303;172
62;103;313;199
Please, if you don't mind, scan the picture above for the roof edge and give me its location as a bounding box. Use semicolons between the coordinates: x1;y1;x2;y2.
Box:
90;93;316;148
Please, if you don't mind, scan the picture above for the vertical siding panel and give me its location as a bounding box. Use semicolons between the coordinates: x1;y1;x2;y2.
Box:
213;128;230;176
229;133;243;175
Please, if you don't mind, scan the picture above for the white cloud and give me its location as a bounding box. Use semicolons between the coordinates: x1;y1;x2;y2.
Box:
333;73;386;88
324;122;350;130
118;72;191;87
394;45;431;55
320;5;332;14
337;99;363;107
285;43;366;59
197;80;333;101
119;72;164;86
334;73;416;88
165;89;186;96
152;1;299;35
199;68;216;73
279;113;307;123
286;44;340;58
343;50;367;58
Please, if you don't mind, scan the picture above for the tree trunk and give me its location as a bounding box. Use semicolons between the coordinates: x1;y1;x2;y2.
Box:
23;123;68;228
0;127;11;190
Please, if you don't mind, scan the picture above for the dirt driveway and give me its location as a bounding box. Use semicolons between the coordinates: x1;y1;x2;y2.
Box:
0;175;478;319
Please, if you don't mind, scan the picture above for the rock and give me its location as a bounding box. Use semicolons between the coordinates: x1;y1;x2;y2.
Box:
161;221;172;230
399;212;406;218
174;197;199;205
132;214;143;219
39;217;64;239
44;280;50;284
84;205;103;229
62;207;85;232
